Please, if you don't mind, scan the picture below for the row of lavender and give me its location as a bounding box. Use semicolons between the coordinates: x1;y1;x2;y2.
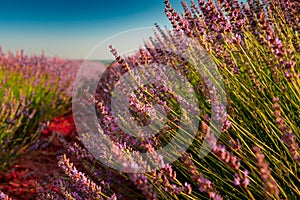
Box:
32;0;300;199
0;47;80;171
35;0;299;199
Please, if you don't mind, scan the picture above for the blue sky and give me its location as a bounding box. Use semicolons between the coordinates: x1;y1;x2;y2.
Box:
0;0;183;59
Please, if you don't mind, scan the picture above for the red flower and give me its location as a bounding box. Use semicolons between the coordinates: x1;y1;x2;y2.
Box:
42;114;76;137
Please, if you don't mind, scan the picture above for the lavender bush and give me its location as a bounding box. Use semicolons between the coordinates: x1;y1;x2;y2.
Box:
71;0;298;199
0;48;80;170
79;0;297;199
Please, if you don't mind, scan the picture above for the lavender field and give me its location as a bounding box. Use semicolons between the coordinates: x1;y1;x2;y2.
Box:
0;0;299;199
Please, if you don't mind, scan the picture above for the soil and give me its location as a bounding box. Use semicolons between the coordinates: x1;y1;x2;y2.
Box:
0;113;78;200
